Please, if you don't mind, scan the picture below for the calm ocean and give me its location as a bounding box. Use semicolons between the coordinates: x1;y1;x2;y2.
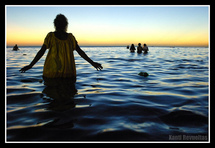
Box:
6;46;209;142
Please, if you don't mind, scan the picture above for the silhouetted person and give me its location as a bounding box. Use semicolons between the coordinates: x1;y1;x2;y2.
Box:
142;43;149;54
20;14;103;84
13;44;19;51
130;44;136;52
137;43;143;53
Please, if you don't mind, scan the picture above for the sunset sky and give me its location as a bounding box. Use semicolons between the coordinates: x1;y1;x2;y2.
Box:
6;5;209;47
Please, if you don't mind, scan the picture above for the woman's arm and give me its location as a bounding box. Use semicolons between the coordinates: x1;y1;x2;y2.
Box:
19;44;47;73
76;44;103;71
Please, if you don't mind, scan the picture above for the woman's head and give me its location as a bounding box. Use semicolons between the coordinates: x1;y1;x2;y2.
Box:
54;14;68;32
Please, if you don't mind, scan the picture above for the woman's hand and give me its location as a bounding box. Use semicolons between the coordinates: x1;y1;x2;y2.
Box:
19;65;32;73
91;62;103;71
19;45;47;73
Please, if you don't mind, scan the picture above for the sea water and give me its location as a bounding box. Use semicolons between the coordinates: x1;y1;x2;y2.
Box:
6;46;209;141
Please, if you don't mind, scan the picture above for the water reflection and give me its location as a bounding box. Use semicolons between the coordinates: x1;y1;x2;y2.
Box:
42;77;77;111
35;77;78;129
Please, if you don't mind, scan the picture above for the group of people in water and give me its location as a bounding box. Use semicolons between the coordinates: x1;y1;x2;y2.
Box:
129;43;149;54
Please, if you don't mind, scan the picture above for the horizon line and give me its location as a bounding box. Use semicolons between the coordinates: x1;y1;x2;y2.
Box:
6;45;209;48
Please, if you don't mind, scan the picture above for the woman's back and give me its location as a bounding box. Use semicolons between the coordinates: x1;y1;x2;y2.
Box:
54;31;68;40
43;32;77;78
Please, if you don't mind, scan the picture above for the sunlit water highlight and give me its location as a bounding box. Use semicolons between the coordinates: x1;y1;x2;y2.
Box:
6;46;209;141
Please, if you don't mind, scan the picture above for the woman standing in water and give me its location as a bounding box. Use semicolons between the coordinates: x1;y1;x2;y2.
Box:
20;14;103;83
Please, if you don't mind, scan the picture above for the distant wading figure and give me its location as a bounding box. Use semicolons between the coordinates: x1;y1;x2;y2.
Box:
20;14;103;94
137;43;143;53
130;44;136;52
142;43;149;54
13;44;19;51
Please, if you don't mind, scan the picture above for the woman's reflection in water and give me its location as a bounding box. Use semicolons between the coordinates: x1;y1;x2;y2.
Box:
41;77;77;129
42;77;77;111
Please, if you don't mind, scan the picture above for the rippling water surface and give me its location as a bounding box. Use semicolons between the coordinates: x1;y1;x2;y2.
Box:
6;46;209;141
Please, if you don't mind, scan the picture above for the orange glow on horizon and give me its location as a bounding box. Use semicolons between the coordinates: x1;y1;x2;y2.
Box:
6;29;208;47
6;39;208;47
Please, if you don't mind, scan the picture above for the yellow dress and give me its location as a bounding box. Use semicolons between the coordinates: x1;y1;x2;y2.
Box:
43;32;77;78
